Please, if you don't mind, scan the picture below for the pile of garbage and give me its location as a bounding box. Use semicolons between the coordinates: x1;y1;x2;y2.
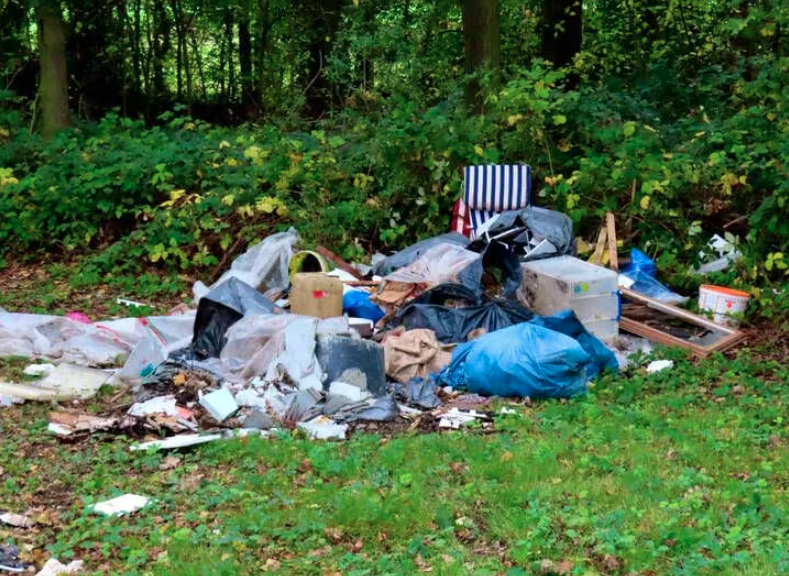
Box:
0;210;635;448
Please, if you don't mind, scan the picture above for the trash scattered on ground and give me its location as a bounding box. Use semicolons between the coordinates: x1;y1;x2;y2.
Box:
91;494;150;516
130;433;224;452
691;233;742;275
438;408;491;429
0;512;33;529
6;197;754;460
0;544;28;573
33;558;84;576
646;360;674;374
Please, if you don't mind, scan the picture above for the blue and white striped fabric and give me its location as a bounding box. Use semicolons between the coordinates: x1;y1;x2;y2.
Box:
463;165;532;238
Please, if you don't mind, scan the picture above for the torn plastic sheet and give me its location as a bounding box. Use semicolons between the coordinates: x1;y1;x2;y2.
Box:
192;277;281;359
392;283;534;344
335;394;400;423
315;335;386;397
0;364;113;402
383;243;481;287
193;228;299;301
393;376;442;409
373;233;470;277
620;249;689;305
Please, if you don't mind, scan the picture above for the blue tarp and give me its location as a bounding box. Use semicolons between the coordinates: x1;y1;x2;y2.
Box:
437;310;618;399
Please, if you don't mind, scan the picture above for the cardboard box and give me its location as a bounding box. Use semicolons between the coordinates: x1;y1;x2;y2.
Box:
290;273;343;318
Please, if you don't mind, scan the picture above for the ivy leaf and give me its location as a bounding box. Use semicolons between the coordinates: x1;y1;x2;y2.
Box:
474;145;484;156
640;195;651;210
553;115;567;125
624;122;636;137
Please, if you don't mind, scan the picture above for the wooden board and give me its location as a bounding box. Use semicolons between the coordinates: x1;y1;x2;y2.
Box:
618;287;746;356
606;212;618;271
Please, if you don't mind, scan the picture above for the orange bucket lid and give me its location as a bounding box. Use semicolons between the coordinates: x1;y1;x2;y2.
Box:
700;285;750;298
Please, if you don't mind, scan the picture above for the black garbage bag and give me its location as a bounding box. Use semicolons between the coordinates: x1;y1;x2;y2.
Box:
373;232;470;276
392;283;534;343
458;239;523;298
481;206;574;260
193;277;281;359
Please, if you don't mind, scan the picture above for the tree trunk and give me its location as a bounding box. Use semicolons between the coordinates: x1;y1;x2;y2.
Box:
541;0;582;88
462;0;501;113
36;3;71;140
238;9;254;108
255;0;270;112
304;0;344;118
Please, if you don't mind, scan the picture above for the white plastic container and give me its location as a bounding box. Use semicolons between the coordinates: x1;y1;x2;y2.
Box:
521;257;620;339
698;285;750;327
582;318;619;341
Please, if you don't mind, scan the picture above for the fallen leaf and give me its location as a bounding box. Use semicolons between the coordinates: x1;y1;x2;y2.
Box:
159;456;181;471
351;539;363;553
173;373;187;386
501;451;513;462
264;558;280;571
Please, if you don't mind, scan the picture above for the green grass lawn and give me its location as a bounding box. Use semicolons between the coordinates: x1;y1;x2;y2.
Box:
2;345;789;576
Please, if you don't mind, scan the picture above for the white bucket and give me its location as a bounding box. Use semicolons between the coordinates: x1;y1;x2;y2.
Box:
698;284;750;327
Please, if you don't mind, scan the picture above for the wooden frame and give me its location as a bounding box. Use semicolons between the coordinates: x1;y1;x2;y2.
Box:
619;287;746;357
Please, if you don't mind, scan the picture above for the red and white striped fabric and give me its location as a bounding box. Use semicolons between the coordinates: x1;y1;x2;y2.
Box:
451;165;532;239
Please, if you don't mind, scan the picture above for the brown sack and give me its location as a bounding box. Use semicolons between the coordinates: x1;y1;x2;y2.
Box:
384;328;452;384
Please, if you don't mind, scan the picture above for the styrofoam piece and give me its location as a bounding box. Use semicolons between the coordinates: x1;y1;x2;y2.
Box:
646;360;674;374
34;559;84;576
199;388;239;422
91;494;150;516
234;388;267;408
130;433;223;451
299;416;348;440
617;274;635;289
128;395;178;417
328;381;369;403
438;408;486;429
23;364;55;377
47;423;74;437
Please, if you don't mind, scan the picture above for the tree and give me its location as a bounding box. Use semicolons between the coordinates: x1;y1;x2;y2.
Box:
303;0;345;118
541;0;582;88
462;0;500;113
36;2;71;139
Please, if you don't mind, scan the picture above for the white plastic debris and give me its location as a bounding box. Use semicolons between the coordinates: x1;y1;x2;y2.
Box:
299;416;348;440
499;406;518;415
193;228;299;301
0;394;24;408
130;433;223;452
34;559;84;576
0;512;34;529
23;364;56;377
116;298;144;308
199;388;239;422
328;381;369;403
0;364;112;402
646;360;674;374
234;388;268;408
438;408;487;429
128;395;178;417
91;494;150;516
47;423;74;437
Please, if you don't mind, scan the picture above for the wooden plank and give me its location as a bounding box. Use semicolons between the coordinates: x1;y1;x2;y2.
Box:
619;287;747;356
588;227;607;265
315;245;365;280
606;212;618;271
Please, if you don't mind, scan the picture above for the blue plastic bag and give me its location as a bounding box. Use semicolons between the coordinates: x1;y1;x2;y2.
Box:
438;311;618;399
621;249;688;305
343;290;385;323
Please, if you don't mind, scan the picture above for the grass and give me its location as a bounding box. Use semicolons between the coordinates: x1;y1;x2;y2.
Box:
2;345;789;576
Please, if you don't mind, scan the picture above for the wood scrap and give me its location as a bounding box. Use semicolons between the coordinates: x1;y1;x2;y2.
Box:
315;246;364;280
606;212;619;270
588;227;607;265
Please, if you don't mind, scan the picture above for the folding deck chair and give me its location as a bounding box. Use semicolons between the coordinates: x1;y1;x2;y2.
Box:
451;164;532;239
